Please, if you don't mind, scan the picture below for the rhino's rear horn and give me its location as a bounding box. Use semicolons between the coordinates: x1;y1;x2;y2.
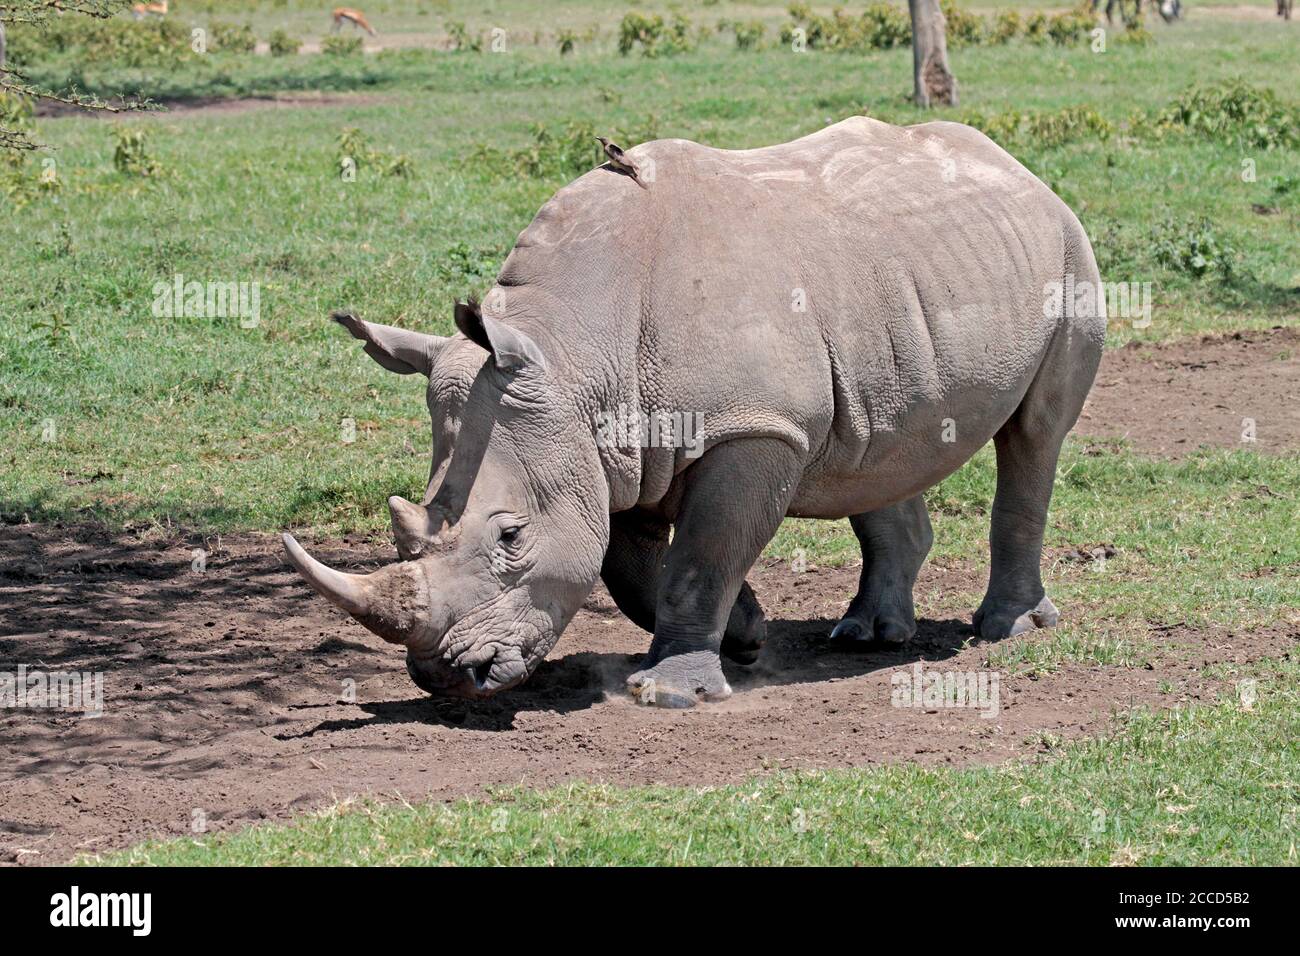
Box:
389;496;432;560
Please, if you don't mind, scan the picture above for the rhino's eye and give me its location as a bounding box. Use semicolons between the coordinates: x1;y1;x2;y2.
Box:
500;526;521;544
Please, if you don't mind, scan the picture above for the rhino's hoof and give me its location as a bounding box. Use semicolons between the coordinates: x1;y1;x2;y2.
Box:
627;651;731;708
829;613;914;648
973;595;1059;641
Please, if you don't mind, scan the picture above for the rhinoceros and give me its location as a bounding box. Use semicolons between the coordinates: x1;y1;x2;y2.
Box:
283;116;1105;708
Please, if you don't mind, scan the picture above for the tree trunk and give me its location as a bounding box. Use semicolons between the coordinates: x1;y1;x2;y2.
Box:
1;22;7;71
908;0;957;108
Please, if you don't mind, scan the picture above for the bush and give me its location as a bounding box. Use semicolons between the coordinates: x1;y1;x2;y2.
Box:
732;19;766;50
445;21;482;52
1152;218;1237;280
1023;12;1050;43
112;126;161;177
321;33;364;56
268;29;301;57
990;10;1022;44
7;17;192;68
961;105;1114;148
1157;80;1299;149
781;2;910;51
208;21;256;54
1047;4;1097;46
861;2;911;48
1115;20;1153;46
941;0;985;47
618;12;695;57
557;29;578;55
336;127;414;179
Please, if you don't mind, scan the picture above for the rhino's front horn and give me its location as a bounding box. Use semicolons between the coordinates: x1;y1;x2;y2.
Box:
282;533;374;617
281;533;433;647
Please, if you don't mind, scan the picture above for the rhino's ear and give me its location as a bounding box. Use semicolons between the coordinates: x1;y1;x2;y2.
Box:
454;298;546;374
332;311;444;376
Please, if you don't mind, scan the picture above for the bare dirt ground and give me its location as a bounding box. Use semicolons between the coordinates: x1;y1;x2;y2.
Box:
1;327;1296;865
1078;326;1298;456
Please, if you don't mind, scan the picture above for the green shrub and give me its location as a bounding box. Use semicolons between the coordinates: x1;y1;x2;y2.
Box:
1157;80;1299;149
1023;11;1050;43
961;105;1114;148
557;29;578;55
618;12;695;57
446;21;482;52
1048;4;1097;46
112;126;161;177
1152;218;1237;280
321;33;364;56
209;21;256;54
861;2;911;48
1115;22;1153;46
780;2;909;51
336;126;414;178
941;0;984;47
990;10;1022;44
268;29;301;57
8;17;192;68
732;19;766;50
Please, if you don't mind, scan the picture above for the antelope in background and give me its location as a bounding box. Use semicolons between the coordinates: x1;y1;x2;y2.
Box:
332;8;377;36
1093;0;1182;23
131;0;169;18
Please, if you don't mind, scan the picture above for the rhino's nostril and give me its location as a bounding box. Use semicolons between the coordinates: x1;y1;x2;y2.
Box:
473;659;493;689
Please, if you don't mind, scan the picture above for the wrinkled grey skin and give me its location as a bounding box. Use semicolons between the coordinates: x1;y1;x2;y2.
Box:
284;116;1105;708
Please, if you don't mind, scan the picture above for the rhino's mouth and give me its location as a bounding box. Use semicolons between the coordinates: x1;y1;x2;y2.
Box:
406;645;533;699
401;606;549;698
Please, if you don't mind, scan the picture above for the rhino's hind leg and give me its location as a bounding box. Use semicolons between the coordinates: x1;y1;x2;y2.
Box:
975;310;1101;640
627;439;800;707
830;495;933;647
601;510;768;665
973;412;1067;641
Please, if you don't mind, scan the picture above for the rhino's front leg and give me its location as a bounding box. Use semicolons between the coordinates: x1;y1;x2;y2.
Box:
601;510;768;665
627;439;800;708
830;495;933;647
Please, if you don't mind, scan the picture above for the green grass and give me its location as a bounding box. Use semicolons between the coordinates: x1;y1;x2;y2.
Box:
97;655;1300;865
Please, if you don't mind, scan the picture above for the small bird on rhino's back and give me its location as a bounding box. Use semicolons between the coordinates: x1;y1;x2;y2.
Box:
596;136;648;189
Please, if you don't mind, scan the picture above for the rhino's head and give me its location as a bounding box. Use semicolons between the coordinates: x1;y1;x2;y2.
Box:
283;300;609;699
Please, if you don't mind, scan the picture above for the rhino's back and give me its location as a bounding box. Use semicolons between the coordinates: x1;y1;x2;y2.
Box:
498;119;1098;515
633;119;1080;441
506;117;1054;265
